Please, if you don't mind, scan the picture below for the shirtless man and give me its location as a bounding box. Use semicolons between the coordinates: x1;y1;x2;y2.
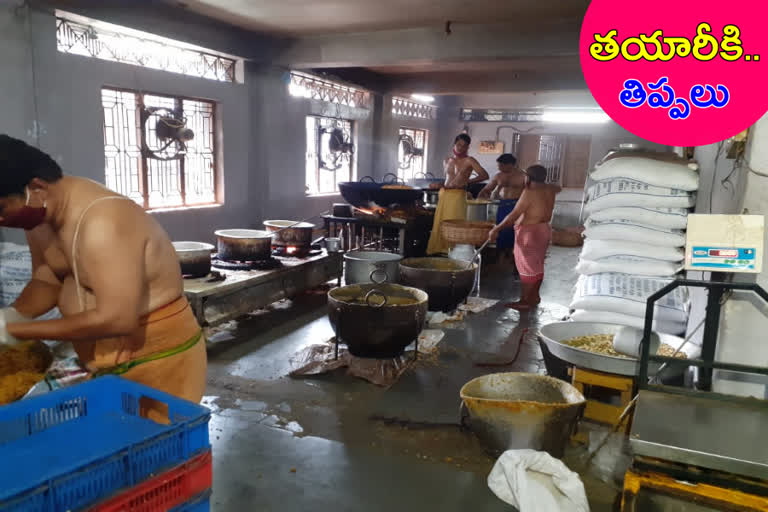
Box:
426;134;489;255
489;164;561;310
0;135;206;404
478;153;526;265
441;134;489;189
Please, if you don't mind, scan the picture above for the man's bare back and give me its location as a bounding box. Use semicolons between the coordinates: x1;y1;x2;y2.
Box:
26;176;183;319
517;183;560;225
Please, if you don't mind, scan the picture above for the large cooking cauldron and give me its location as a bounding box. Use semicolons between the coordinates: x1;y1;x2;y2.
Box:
399;257;477;312
327;283;428;358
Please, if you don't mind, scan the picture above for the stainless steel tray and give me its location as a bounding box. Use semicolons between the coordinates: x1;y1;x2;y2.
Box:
538;322;695;377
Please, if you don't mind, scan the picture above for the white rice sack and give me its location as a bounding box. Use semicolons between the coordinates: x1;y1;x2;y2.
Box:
576;256;682;277
592;156;699;191
584;220;686;247
585;179;695;213
0;242;61;320
570;309;686;335
580;240;684;262
570;273;689;324
587;207;688;230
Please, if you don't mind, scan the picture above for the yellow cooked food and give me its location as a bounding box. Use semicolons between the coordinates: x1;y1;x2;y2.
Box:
382;185;415;190
0;371;44;405
563;334;687;359
0;341;52;405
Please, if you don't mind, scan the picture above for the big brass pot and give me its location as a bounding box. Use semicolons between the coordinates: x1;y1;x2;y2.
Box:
327;283;428;358
399;257;477;312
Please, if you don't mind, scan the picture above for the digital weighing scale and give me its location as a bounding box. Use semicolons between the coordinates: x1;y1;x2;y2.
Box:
622;214;768;511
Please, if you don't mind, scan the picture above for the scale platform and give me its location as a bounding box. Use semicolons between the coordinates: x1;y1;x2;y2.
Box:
631;389;768;480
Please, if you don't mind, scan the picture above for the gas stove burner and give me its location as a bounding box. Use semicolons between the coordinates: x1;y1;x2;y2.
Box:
272;246;317;258
211;257;282;271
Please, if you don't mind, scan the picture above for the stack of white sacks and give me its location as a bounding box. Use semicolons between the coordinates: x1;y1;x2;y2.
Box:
570;156;699;335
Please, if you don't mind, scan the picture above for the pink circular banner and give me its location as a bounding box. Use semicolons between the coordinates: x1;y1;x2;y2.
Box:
580;0;768;146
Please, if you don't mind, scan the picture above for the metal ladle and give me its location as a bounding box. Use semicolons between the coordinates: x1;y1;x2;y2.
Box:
465;239;490;269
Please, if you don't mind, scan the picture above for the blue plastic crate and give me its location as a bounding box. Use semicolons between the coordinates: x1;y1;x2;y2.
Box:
172;491;211;512
0;376;210;512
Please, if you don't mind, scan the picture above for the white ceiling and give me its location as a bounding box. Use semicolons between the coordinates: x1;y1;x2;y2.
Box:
169;0;588;35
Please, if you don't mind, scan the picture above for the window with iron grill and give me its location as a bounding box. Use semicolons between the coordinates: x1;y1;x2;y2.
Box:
56;14;239;83
510;133;590;187
101;88;219;209
397;127;428;181
511;133;566;184
305;116;356;195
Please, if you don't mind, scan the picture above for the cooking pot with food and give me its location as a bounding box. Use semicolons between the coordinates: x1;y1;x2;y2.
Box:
263;220;315;248
399;257;477;312
214;229;273;261
327;283;428;358
172;241;215;277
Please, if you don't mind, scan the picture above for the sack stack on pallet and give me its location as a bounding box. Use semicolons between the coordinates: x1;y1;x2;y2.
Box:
0;377;213;512
570;155;699;335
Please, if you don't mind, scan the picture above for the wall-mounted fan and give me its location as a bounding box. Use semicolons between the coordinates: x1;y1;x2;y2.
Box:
318;124;354;171
140;106;195;161
398;134;424;170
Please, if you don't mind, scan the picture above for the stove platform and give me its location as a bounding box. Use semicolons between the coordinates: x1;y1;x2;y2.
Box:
183;250;342;328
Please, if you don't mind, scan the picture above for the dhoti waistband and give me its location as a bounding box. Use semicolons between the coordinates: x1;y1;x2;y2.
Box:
74;295;202;371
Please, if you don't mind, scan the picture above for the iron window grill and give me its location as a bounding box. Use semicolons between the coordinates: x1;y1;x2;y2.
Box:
397;127;428;181
56;16;238;83
511;133;566;185
289;72;370;109
392;97;435;120
101;88;218;210
305;116;355;195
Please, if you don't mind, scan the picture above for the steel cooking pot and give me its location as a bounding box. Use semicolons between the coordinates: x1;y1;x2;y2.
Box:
214;229;273;261
344;251;403;284
172;241;215;277
466;199;491;222
263;220;315;247
327;283;428;358
399;257;478;312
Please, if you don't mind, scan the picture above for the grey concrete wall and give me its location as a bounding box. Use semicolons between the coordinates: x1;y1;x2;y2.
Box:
0;4;260;245
371;95;441;181
254;67;375;222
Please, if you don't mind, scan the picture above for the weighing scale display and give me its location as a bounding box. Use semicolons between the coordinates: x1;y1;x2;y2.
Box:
684;214;764;274
690;247;757;271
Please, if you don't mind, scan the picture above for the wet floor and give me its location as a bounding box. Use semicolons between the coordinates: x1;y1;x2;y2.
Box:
204;247;623;511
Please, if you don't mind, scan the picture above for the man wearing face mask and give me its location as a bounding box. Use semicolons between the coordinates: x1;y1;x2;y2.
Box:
426;133;489;255
0;135;206;404
488;164;561;310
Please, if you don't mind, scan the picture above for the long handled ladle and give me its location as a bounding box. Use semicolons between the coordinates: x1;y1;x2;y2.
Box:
465;239;490;269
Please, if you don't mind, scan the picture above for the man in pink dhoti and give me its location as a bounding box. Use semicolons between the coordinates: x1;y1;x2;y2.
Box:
488;164;561;310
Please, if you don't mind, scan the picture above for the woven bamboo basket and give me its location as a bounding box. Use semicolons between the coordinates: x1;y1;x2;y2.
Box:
552;227;584;247
441;220;495;246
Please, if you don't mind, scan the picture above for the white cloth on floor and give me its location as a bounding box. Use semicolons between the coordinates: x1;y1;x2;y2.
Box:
488;449;590;512
458;296;499;313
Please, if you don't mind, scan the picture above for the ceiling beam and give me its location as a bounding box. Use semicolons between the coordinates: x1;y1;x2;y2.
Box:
386;71;587;95
278;21;581;69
